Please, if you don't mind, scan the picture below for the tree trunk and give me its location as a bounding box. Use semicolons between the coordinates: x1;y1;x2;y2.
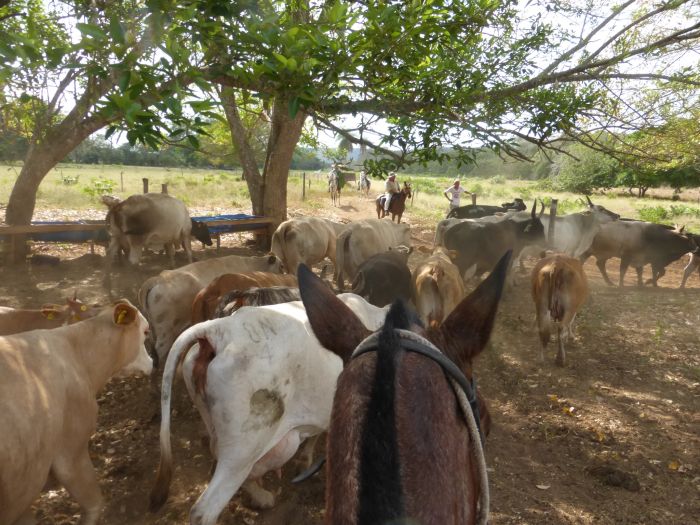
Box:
4;113;110;261
221;89;306;230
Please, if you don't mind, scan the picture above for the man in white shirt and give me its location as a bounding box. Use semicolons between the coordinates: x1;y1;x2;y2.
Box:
444;179;470;210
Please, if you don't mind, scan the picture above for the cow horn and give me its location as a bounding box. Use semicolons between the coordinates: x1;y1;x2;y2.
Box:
586;195;593;206
537;200;545;218
531;199;537;219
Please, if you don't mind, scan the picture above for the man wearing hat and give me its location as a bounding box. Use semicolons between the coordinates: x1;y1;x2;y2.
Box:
444;179;470;211
382;172;401;215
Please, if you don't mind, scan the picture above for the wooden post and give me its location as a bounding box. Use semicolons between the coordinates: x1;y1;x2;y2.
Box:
120;171;124;192
302;172;306;200
471;193;477;205
161;183;168;194
548;199;558;247
142;178;149;193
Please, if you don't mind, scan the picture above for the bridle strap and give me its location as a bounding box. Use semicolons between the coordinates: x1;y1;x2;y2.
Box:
353;336;484;445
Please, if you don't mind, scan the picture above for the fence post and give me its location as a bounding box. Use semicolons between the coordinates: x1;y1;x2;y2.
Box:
120;171;124;192
302;172;306;200
471;193;477;205
548;199;558;247
161;183;168;194
142;178;149;193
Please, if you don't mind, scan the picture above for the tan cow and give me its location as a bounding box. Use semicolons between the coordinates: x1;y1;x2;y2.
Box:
191;272;299;323
412;247;465;327
0;300;152;525
139;254;283;363
531;254;588;366
270;217;347;274
0;296;100;336
335;219;411;290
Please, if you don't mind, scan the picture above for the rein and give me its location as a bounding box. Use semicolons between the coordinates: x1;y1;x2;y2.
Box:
352;329;490;525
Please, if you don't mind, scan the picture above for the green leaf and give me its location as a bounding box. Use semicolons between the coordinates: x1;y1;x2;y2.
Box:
288;96;301;119
109;18;125;45
76;23;107;40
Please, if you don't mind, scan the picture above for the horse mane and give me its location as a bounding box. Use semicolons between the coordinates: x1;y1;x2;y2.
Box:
358;300;421;523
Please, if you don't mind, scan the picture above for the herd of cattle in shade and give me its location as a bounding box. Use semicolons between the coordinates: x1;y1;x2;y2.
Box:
1;191;699;525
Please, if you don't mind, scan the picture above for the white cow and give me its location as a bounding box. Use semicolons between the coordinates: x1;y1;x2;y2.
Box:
0;300;152;525
150;293;388;525
270;216;347;273
139;253;283;364
335;218;411;289
103;193;212;268
518;198;620;265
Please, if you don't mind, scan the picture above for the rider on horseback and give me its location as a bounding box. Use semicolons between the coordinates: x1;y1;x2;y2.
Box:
382;172;401;216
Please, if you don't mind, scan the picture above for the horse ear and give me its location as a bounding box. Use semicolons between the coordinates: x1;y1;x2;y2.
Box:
439;250;511;359
298;264;371;363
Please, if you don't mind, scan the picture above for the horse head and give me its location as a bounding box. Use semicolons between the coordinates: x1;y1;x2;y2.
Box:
297;251;511;524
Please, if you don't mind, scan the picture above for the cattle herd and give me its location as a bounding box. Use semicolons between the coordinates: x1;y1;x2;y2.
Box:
1;191;699;525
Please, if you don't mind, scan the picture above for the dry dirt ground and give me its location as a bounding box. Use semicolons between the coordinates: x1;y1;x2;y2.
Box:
1;194;698;525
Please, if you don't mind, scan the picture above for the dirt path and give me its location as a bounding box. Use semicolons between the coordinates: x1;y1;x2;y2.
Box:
2;193;698;524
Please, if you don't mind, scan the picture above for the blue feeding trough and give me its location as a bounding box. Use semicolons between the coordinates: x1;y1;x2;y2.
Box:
191;214;270;234
0;215;269;246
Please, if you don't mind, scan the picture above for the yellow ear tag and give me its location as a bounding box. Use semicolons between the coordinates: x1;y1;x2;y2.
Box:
80;305;87;311
116;309;128;325
45;312;55;320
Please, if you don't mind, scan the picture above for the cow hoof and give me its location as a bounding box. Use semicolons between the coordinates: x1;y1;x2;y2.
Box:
243;480;275;509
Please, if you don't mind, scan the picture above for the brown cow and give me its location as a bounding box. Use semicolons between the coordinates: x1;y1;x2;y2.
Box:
0;300;152;525
531;254;588;366
191;272;299;324
0;296;100;336
412;247;465;327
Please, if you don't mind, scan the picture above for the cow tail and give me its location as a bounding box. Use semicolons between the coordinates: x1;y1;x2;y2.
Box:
149;325;207;512
418;271;443;327
352;270;366;296
548;266;565;323
336;230;351;289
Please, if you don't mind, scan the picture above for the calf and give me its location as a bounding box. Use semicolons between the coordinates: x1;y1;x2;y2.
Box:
139;254;283;364
412;247;465;326
531;255;588;366
0;300;152;525
0;296;100;336
191;271;298;324
214;286;301;318
103;193;212;269
351;247;412;307
150;293;388;524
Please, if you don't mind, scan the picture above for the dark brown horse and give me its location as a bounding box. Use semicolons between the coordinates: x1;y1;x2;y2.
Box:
297;251;511;525
376;182;412;223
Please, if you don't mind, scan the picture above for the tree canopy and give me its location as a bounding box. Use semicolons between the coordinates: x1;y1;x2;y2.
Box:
1;0;699;229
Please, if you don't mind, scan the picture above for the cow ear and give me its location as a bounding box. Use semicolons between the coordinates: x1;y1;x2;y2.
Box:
113;302;137;326
298;264;370;364
439;250;511;359
267;254;277;265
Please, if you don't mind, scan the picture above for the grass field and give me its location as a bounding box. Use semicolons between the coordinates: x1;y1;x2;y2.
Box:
3;163;700;230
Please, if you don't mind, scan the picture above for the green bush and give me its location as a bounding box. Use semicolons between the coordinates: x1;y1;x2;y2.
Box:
638;206;669;223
